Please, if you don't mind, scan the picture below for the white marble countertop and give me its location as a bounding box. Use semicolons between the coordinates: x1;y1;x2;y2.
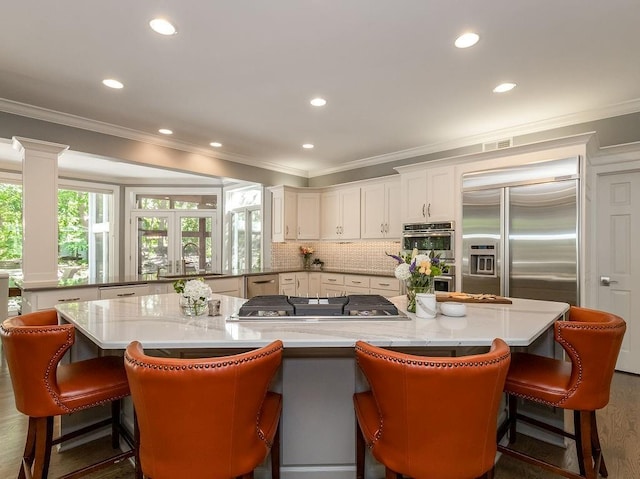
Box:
55;293;569;350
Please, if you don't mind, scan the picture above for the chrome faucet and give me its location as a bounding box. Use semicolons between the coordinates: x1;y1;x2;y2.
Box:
181;241;199;273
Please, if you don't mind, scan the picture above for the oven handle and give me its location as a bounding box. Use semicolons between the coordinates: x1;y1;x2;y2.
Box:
402;232;453;237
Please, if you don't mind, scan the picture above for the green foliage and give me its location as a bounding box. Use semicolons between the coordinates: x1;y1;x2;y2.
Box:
0;184;23;260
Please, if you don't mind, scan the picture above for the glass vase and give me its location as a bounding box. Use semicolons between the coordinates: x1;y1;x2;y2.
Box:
179;296;208;316
303;255;312;270
406;283;434;313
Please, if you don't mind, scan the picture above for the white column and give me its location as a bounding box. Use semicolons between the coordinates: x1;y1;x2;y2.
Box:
12;137;69;287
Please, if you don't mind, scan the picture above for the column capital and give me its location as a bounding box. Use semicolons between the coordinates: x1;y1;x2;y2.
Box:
12;136;69;156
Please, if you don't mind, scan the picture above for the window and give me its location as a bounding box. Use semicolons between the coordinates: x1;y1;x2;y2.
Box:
225;185;263;271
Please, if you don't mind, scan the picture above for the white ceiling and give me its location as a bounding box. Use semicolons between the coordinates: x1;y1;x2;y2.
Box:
1;0;639;180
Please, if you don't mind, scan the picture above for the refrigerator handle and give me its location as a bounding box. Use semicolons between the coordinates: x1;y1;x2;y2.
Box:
502;188;510;297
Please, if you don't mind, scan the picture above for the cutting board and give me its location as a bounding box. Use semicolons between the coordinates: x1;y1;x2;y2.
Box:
436;292;512;304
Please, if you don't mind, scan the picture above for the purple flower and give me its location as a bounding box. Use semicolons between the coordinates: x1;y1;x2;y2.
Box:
385;252;404;264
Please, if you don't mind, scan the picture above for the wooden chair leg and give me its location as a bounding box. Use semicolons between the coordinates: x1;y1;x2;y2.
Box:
20;416;38;479
577;410;597;479
508;395;518;444
384;468;402;479
574;410;587;477
271;424;280;479
32;416;54;479
134;411;143;479
590;411;608;477
356;421;365;479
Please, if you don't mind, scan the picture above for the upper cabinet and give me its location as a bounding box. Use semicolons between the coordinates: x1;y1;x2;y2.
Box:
399;165;455;224
360;178;401;239
321;186;361;240
270;186;320;242
297;192;321;239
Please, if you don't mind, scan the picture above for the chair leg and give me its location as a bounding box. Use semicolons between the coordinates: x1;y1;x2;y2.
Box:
356;422;365;479
577;410;597;479
20;416;38;479
384;468;402;479
590;411;608;477
574;410;587;477
508;394;518;444
31;416;54;479
271;423;280;479
134;411;143;479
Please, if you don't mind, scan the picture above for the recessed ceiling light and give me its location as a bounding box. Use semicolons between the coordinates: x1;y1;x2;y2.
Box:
149;18;177;36
455;32;480;49
302;144;314;149
158;128;173;135
209;142;222;148
310;98;327;107
493;82;517;93
102;79;124;89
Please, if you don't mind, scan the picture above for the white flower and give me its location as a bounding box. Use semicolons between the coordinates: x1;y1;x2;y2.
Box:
394;263;412;281
414;254;430;265
182;279;212;301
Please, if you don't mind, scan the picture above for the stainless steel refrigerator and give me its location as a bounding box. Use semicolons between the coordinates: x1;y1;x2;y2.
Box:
461;157;580;305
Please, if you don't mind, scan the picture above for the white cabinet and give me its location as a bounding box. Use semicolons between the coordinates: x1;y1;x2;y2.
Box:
369;277;401;298
99;284;149;299
279;272;310;296
344;274;370;295
271;186;320;241
21;287;99;313
308;272;321;296
321;187;361;240
360;178;401;239
320;273;345;297
297;192;320;239
271;187;297;242
400;166;455;224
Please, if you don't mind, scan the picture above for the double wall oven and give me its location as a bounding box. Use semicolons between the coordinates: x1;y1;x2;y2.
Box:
401;221;456;292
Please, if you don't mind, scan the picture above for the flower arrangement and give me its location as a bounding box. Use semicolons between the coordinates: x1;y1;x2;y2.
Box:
387;249;445;312
173;278;212;316
300;245;314;269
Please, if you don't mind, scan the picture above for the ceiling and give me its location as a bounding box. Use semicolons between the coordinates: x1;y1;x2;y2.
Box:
1;0;639;180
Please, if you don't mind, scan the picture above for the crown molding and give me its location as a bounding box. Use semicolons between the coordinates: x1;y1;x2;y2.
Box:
0;98;309;179
307;98;640;178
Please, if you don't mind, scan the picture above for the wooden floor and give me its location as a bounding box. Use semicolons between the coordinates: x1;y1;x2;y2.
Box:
1;345;638;478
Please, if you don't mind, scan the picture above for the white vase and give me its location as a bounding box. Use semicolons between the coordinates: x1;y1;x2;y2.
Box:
415;292;437;319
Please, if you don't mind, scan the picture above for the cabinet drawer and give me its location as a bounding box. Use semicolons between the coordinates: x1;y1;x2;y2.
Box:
321;273;344;285
344;275;370;288
99;284;149;299
370;277;400;291
33;288;99;310
279;273;296;285
205;277;242;294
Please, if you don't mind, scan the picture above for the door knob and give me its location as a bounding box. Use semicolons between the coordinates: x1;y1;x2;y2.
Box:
600;276;618;286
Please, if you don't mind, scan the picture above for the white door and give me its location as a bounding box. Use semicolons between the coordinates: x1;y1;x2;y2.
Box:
596;171;640;373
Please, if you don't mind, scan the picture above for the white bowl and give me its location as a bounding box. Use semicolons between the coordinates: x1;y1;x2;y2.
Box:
439;302;467;317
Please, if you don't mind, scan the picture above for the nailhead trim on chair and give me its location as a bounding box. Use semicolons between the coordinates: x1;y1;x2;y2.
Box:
1;324;129;414
510;321;626;407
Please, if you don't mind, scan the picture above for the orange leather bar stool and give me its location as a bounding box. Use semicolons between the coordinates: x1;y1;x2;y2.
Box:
353;338;511;479
498;306;626;479
124;339;283;479
0;310;134;479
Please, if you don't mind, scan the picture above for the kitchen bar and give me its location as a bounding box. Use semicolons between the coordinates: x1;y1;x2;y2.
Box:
55;292;568;479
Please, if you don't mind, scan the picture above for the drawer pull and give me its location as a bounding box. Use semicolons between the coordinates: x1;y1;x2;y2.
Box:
253;280;275;284
58;297;81;302
378;283;390;287
117;292;136;297
328;279;337;282
352;281;362;284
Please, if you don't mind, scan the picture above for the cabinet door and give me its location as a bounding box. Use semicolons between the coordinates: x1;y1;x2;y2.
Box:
284;190;298;240
296;273;309;296
271;188;285;242
400;169;428;224
320;191;340;239
385;179;402;239
426;166;455;221
281;283;296;296
360;183;387;239
297;193;320;239
308;273;321;296
339;187;361;239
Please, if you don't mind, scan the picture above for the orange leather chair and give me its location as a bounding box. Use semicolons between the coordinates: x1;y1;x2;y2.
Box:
353;338;511;479
498;306;626;479
124;339;283;479
1;310;133;479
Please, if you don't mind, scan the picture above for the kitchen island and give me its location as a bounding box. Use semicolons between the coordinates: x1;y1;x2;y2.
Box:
56;293;569;479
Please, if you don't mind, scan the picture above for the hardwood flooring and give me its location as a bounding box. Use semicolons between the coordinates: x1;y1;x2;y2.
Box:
1;345;638;478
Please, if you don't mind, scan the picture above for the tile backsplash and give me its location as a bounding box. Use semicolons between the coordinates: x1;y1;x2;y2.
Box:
271;241;402;275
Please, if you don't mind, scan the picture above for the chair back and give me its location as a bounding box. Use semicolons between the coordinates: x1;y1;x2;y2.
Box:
355;339;510;479
0;310;75;417
556;306;626;410
125;339;283;479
